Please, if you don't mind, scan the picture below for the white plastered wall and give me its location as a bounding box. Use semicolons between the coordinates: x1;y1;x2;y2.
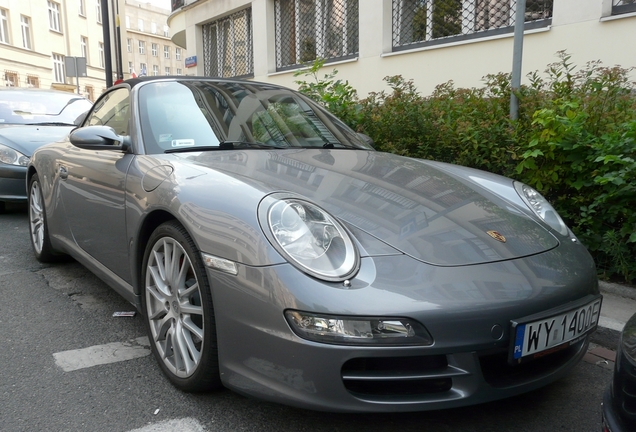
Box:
172;0;636;96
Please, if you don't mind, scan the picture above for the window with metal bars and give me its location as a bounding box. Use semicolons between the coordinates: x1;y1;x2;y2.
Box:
4;71;18;87
612;0;636;15
202;9;253;78
26;75;39;88
392;0;552;51
275;0;359;71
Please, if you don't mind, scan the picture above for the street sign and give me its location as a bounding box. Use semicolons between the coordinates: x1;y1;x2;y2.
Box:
64;57;88;77
185;56;197;68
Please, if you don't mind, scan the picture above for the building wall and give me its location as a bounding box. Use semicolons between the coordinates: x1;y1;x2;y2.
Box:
169;0;636;96
0;0;108;97
120;0;188;79
0;0;186;100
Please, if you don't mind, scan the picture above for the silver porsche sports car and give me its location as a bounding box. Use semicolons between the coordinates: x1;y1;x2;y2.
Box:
27;77;602;412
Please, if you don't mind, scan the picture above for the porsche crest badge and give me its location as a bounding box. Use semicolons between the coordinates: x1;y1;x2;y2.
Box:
486;230;506;243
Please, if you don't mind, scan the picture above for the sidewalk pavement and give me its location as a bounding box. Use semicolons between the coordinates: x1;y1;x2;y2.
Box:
598;280;636;332
584;282;635;367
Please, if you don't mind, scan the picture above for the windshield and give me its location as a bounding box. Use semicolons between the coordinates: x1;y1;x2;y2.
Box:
138;80;372;154
0;90;92;125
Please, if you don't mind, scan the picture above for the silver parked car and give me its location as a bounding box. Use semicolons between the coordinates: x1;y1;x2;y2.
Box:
27;77;602;412
0;88;91;212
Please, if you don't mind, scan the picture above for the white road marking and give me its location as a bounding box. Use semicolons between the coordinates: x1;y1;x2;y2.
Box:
127;418;206;432
53;336;151;372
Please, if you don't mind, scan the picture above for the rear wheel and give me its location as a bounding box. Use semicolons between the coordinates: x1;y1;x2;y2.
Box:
141;221;221;392
29;174;60;262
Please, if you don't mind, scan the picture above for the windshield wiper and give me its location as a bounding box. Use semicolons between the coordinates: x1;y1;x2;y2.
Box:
26;122;76;126
218;141;289;149
165;145;227;154
164;141;288;154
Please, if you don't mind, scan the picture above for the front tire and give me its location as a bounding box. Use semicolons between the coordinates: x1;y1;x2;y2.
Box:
141;221;221;392
29;173;60;262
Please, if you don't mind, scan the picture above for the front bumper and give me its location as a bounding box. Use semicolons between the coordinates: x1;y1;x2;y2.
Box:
0;164;27;202
205;247;599;412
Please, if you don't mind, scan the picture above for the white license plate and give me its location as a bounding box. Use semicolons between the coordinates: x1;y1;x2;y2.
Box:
511;297;602;361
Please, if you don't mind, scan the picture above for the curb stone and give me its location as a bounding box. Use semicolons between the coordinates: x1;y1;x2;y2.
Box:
599;280;636;300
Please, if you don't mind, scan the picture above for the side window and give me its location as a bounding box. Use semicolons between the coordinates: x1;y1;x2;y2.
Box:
86;88;130;136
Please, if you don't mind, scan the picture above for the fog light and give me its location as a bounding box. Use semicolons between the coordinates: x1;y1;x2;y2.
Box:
285;310;433;346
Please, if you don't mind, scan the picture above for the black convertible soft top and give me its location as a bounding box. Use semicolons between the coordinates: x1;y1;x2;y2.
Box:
116;75;256;89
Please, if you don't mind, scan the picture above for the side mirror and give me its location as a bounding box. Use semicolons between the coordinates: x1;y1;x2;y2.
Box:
357;132;375;148
70;125;131;152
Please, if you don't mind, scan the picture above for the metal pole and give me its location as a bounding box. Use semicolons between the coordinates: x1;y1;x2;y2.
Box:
112;0;123;80
510;0;527;120
75;57;80;94
101;0;114;87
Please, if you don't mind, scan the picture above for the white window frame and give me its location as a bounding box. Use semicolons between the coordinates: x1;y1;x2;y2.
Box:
99;42;104;68
1;9;10;44
48;1;61;32
78;0;85;16
96;0;102;24
139;40;145;54
21;15;32;49
127;38;132;52
152;65;158;76
128;61;133;73
81;36;88;59
52;53;65;83
125;15;130;28
138;18;144;32
163;25;169;37
151;43;158;56
175;47;181;60
176;68;182;75
164;46;170;59
151;22;157;34
165;66;170;75
140;63;147;75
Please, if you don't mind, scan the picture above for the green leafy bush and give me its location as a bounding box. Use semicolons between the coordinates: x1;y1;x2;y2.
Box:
295;55;636;283
293;59;362;128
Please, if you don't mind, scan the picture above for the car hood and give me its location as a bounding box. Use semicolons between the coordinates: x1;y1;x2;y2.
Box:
0;124;74;156
174;149;559;266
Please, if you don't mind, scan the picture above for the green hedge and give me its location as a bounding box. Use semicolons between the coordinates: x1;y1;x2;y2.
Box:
295;52;636;283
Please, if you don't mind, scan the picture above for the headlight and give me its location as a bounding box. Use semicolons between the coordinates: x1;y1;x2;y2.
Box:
285;310;433;346
260;195;359;281
514;182;569;236
0;143;29;166
619;314;636;366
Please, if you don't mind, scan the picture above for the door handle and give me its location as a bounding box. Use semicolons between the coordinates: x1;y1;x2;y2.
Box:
59;166;68;180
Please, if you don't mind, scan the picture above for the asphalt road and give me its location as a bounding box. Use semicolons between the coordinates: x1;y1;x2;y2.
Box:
0;203;614;432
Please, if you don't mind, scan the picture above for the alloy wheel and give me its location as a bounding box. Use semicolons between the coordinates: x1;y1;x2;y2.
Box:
29;180;45;255
145;236;205;378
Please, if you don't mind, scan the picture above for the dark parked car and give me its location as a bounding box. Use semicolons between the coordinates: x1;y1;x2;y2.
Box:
0;88;91;212
27;77;602;412
602;312;636;431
